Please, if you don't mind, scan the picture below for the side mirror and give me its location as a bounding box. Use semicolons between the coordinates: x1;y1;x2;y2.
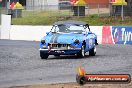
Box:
46;32;50;35
88;31;92;34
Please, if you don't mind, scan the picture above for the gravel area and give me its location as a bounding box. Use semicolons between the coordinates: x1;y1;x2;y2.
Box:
6;82;132;88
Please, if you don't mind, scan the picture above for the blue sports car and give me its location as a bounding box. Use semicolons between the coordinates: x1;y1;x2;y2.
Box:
39;21;98;59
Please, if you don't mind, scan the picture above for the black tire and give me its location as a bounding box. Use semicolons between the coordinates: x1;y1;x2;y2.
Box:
89;46;96;56
40;51;49;59
77;45;85;58
95;39;98;45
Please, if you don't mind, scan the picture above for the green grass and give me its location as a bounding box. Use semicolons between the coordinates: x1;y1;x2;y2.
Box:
12;16;57;25
12;10;132;26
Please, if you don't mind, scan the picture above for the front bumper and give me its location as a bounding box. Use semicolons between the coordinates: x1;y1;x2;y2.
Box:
39;48;81;55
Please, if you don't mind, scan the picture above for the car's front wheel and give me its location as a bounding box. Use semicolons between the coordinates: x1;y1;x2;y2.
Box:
77;45;85;58
89;45;96;56
40;51;49;59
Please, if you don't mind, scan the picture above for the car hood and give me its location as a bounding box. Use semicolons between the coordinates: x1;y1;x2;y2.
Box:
44;33;85;44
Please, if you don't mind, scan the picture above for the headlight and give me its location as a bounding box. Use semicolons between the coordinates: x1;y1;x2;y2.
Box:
74;39;80;44
41;40;45;44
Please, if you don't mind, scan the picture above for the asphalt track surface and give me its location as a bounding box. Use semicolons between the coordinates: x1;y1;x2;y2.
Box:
0;40;132;88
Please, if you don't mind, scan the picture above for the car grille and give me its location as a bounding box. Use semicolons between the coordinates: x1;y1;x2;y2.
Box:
49;43;71;49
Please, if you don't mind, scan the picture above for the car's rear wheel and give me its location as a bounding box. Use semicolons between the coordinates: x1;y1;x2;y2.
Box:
77;45;85;58
40;51;49;59
89;45;96;56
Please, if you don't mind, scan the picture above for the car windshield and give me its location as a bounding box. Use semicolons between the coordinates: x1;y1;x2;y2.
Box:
51;24;87;33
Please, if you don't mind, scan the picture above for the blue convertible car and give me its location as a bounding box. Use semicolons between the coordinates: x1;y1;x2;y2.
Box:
39;21;98;59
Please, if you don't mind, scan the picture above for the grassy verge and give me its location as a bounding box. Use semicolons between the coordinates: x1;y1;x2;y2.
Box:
12;11;132;26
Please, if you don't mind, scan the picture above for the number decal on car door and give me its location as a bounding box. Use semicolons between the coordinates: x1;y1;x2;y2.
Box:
89;39;93;48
